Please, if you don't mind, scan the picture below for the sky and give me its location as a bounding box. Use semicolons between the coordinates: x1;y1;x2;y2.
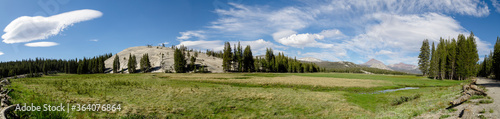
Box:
0;0;500;65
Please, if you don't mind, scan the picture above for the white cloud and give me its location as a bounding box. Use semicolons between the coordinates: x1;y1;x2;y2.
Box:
2;9;103;44
341;13;491;64
375;50;394;55
316;0;490;17
89;39;98;42
25;41;59;47
178;40;224;51
176;30;205;40
277;33;332;48
180;0;493;65
210;3;315;38
0;51;3;55
158;42;169;46
319;29;346;39
272;30;297;41
234;39;285;55
492;0;500;13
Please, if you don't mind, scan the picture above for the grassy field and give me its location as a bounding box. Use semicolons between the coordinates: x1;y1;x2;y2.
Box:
7;73;463;118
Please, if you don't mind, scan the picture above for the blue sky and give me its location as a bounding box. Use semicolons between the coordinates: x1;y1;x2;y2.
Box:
1;0;499;65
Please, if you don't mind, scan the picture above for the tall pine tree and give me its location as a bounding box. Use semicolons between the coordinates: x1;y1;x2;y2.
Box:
222;42;233;72
243;45;254;72
113;54;120;73
174;47;187;73
493;37;500;79
418;39;430;76
429;42;438;79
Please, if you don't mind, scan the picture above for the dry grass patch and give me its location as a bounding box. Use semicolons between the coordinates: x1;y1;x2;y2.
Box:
170;75;388;88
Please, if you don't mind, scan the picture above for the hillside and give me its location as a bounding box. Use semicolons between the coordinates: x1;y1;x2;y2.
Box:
388;62;421;74
104;46;223;73
297;57;323;62
361;59;393;71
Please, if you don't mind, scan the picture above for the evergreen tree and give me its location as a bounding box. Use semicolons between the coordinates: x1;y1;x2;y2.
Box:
429;42;437;79
113;54;120;73
446;39;457;79
492;37;500;79
237;42;243;72
98;57;105;73
456;34;468;80
265;48;275;72
174;47;187;73
190;56;196;71
140;53;151;73
42;62;48;75
222;42;233;72
128;54;137;73
466;32;479;78
77;60;85;74
243;45;254;72
437;38;447;79
418;39;430;76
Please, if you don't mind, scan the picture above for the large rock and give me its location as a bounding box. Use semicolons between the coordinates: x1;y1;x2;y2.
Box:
104;46;223;73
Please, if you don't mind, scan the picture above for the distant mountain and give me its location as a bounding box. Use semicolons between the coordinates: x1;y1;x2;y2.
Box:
388;62;421;74
311;61;360;69
297;57;323;62
361;59;393;71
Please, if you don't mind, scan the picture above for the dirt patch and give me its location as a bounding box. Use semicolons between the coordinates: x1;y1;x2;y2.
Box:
416;77;500;119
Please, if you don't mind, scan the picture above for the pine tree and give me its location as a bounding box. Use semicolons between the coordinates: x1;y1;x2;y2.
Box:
222;42;233;72
98;57;105;73
243;45;254;72
140;53;151;73
429;42;437;79
456;34;467;80
418;39;430;76
174;47;187;73
128;54;137;73
237;42;243;72
437;38;447;79
466;32;479;78
190;56;196;71
265;48;275;72
446;39;457;79
492;37;500;79
113;54;120;73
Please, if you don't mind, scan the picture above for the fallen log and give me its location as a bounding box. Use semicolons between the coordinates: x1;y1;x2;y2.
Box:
451;88;485;106
470;85;487;96
450;93;471;106
470;78;477;85
0;104;16;119
462;84;470;92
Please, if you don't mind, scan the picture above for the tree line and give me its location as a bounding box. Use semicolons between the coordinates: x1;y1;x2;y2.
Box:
0;53;112;78
221;41;320;73
418;32;479;80
169;41;321;73
478;37;500;79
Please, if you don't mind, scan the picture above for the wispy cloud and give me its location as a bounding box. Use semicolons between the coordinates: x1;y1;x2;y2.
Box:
0;51;3;56
2;9;103;44
89;39;99;42
176;30;205;40
25;41;59;47
492;0;500;13
177;0;492;64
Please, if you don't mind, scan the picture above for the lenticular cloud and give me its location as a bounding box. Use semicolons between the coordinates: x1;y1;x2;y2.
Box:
1;9;102;44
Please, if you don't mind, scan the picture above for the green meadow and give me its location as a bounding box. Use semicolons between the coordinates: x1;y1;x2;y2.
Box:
8;73;462;118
